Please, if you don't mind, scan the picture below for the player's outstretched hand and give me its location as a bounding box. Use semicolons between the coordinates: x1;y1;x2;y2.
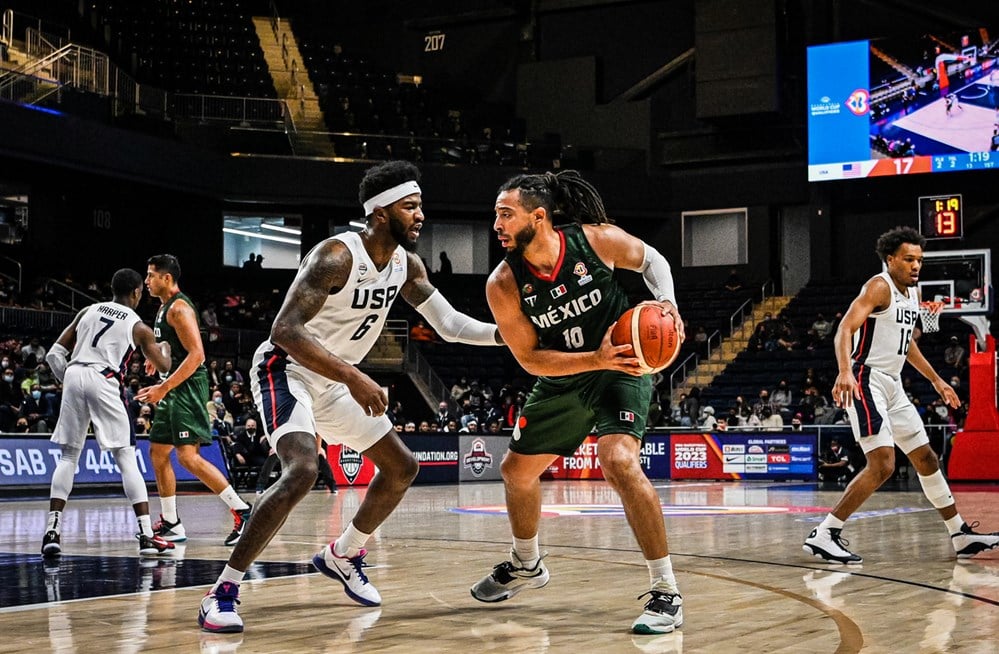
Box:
346;371;388;417
832;370;859;408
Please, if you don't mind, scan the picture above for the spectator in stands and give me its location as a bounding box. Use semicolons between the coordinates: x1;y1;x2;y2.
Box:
692;326;708;352
746;322;769;353
760;405;784;431
753;388;775;417
418;420;434;433
386;400;405;426
409;320;436;343
943;336;967;371
35;361;61;413
682;388;701;428
437;251;453;277
232;418;270;470
403;421;417;433
19;383;55;432
818;438;855;482
134;416;150;435
949;375;967;403
482;399;504;428
242;253;257;270
771;380;793;419
776;321;799;350
451;376;471;403
206;359;223;393
790;413;803;431
13;417;30;433
202;303;221;343
700;406;718;430
21;337;46;367
435;401;456;430
222;360;245;385
459;419;479;434
444;418;460;433
811;313;833;340
723;268;744;292
223;381;245;420
0;368;23;431
505;390;526;428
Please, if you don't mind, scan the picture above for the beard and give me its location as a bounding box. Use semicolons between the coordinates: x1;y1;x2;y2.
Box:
389;214;418;252
512;222;537;256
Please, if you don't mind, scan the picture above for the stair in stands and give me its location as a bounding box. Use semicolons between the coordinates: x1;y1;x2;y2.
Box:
675;296;791;398
252;15;333;157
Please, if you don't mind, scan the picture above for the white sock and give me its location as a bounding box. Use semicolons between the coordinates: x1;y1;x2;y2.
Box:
47;510;62;533
647;555;677;590
215;564;245;590
513;535;540;569
137;514;153;538
945;513;965;535
819;514;845;531
161;496;179;523
333;521;371;558
219;486;251;511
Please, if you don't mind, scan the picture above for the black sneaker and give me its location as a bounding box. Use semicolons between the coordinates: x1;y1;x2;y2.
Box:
952;521;999;558
153;514;188;542
41;530;61;557
137;533;177;556
224;506;252;546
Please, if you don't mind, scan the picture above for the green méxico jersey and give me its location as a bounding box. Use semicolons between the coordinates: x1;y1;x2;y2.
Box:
154;292;206;375
506;223;630;370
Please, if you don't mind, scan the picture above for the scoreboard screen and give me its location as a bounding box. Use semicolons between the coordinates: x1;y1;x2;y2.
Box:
807;33;999;182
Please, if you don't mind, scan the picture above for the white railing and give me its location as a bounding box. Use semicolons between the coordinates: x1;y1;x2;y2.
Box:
1;9;13;49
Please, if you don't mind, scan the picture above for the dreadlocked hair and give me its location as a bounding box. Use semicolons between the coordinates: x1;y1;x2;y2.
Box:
498;170;613;225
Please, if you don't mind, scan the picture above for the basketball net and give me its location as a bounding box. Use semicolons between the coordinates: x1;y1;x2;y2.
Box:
918;301;945;333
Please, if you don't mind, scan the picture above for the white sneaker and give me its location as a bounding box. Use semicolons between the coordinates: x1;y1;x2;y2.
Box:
803;527;863;564
470;551;550;602
312;546;382;606
951;521;999;559
198;582;243;633
632;583;684;635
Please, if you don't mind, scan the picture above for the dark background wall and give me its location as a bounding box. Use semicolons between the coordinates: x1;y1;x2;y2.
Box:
1;0;998;304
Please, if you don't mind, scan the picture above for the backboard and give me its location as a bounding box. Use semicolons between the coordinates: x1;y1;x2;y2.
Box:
918;248;992;316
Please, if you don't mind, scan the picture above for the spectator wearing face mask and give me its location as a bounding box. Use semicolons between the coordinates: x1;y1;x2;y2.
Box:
207;397;235;439
0;368;23;431
19;383;55;432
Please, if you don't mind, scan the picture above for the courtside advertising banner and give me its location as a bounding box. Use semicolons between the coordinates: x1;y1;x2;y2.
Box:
0;436;228;486
670;432;817;480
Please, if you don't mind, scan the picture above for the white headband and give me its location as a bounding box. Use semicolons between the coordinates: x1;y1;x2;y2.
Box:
362;181;421;216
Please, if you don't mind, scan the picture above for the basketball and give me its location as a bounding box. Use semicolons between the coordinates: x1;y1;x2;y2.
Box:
611;304;681;372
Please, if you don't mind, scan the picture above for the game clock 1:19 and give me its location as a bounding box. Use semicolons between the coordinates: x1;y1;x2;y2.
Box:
918;194;963;239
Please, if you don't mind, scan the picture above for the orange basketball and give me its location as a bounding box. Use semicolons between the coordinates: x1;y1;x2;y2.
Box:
611;305;681;372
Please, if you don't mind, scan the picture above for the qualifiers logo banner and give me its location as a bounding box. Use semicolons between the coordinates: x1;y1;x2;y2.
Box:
671;433;818;480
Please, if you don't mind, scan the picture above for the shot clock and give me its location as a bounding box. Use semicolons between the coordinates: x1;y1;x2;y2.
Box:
918;194;963;240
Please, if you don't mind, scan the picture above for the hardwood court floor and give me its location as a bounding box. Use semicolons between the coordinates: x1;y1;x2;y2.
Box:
2;479;998;653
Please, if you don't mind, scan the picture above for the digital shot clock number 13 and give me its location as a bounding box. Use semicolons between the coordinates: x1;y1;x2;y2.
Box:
918;194;963;239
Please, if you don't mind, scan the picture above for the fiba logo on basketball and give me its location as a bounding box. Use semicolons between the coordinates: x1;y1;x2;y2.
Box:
339;446;363;483
462;438;494;477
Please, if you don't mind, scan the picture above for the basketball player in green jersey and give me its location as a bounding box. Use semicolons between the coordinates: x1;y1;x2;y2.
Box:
470;170;687;636
138;254;252;546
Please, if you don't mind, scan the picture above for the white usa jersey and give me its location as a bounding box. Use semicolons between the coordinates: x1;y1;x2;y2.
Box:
851;271;920;377
303;231;408;365
69;301;142;379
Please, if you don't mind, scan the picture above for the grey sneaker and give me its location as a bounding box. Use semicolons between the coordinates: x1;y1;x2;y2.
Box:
952;521;999;559
470;551;549;602
803;527;863;564
632;585;683;635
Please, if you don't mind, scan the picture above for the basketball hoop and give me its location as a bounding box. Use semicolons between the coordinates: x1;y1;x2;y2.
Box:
919;301;945;333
